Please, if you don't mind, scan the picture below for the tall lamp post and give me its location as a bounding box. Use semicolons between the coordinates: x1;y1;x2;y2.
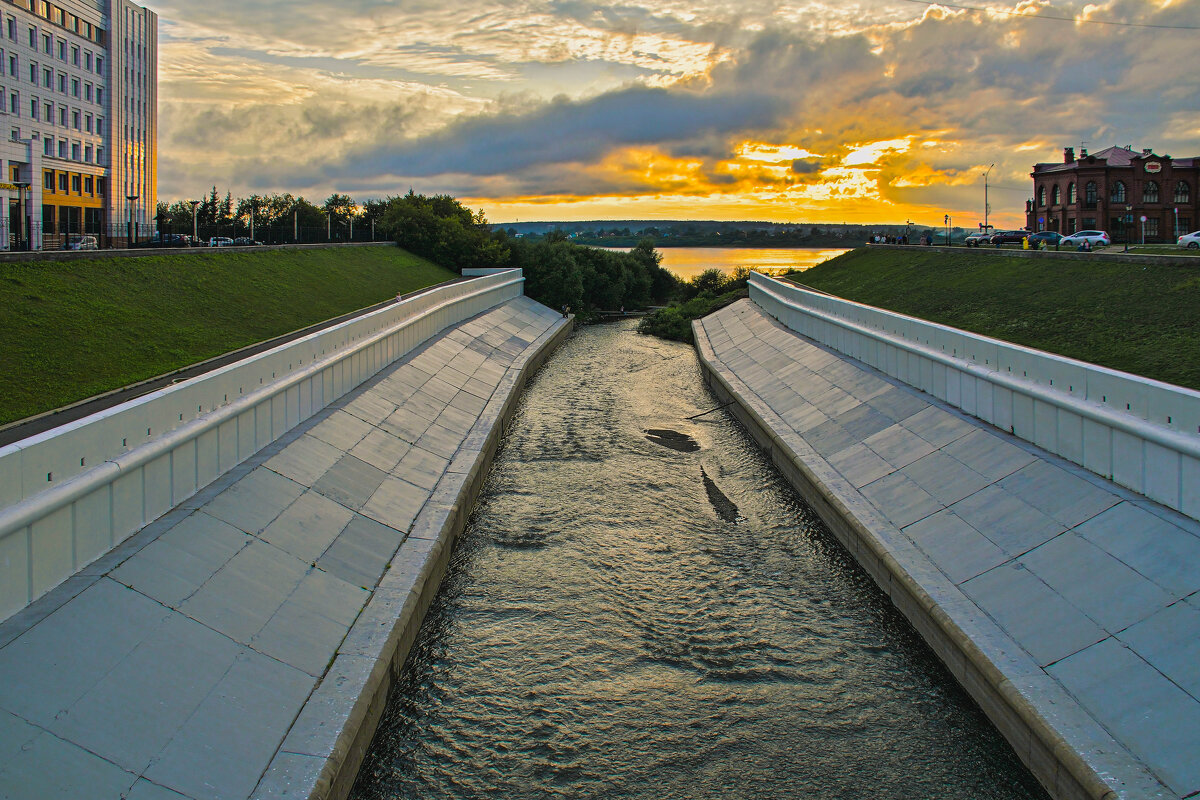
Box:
1124;204;1132;252
982;163;994;234
126;194;140;248
189;200;200;245
13;180;29;251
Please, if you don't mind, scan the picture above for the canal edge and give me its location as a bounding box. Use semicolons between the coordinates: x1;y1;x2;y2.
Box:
253;315;575;800
689;317;1159;800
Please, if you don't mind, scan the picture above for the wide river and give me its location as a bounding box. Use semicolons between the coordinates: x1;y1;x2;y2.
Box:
603;246;851;280
350;320;1048;800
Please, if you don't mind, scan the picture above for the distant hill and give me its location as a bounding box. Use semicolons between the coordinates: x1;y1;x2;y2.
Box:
491;220;956;248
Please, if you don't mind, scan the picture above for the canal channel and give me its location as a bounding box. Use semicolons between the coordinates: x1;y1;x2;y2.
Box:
350;320;1049;799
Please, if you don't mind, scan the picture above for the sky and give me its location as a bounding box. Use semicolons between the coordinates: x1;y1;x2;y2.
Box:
146;0;1200;227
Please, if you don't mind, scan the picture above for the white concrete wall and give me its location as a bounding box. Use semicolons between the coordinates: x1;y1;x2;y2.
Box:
0;270;524;621
749;272;1200;520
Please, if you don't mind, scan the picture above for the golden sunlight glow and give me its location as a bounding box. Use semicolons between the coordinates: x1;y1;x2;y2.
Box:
841;138;913;167
736;143;823;163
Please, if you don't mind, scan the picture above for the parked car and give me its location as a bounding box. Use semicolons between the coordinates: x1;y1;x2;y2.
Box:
135;232;192;248
964;229;994;247
1060;230;1111;248
1027;231;1063;248
1177;231;1200;249
988;229;1034;246
64;235;98;250
232;237;263;247
208;236;235;247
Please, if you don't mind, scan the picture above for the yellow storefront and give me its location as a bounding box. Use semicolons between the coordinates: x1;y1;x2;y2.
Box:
41;167;106;248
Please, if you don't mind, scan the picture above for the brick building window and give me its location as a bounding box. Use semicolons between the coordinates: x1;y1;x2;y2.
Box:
1175;181;1191;204
1052;185;1060;205
1144;180;1159;203
1068;182;1076;204
1143;217;1158;238
1110;181;1125;203
1038;186;1046;207
1084;182;1097;208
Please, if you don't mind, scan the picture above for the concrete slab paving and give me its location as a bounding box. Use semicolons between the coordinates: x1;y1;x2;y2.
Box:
695;299;1200;799
0;295;570;800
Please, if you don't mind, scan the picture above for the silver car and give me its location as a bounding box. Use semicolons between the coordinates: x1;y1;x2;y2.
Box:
1060;230;1110;248
1177;231;1200;249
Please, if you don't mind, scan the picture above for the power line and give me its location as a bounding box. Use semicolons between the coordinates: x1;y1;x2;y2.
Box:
894;0;1200;30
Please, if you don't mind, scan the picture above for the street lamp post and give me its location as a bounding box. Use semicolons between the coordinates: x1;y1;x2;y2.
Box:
126;194;140;248
189;200;200;245
13;180;29;251
250;200;256;244
1124;204;1132;252
983;163;994;233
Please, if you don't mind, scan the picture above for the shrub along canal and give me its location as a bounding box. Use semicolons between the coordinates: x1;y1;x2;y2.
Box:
350;320;1049;799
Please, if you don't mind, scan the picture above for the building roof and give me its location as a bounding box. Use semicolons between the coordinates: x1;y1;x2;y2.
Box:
1033;145;1197;174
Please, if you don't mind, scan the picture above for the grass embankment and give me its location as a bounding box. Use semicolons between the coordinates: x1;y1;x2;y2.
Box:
793;248;1200;390
0;247;456;425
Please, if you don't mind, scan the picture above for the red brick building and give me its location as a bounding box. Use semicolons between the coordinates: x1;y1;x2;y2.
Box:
1027;146;1199;242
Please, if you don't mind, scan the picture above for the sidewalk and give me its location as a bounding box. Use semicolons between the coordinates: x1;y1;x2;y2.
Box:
0;296;568;800
695;299;1199;800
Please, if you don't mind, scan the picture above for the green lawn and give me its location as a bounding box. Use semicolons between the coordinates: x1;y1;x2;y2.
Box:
792;248;1200;390
0;247;457;425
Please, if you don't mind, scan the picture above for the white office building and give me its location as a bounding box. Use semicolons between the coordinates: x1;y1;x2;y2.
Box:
0;0;156;249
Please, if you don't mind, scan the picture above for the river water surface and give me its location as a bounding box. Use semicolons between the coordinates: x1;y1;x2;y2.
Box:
351;321;1048;800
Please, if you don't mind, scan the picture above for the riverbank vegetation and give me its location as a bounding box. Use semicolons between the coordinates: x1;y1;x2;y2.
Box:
637;269;750;343
795;248;1200;390
0;247;453;425
381;192;678;314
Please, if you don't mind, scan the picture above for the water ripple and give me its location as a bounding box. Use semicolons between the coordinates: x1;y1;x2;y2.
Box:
351;321;1048;800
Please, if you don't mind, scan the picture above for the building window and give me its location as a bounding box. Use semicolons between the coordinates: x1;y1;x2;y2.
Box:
29;97;36;118
8;91;16;115
1143;217;1159;239
6;19;13;40
42;136;51;156
58;172;66;191
84;51;91;70
57;139;65;157
95;56;102;74
71;109;78;128
1067;218;1077;234
57;105;65;125
1083;217;1096;230
43;100;49;120
1144;180;1159;203
56;39;63;60
95;145;103;164
1052;185;1060;205
71;46;78;66
7;55;14;77
43;169;52;190
83;144;90;161
42;67;50;87
70;141;78;160
84;175;93;194
70;77;77;96
28;27;35;48
1067;182;1076;205
1084;182;1097;208
71;173;80;192
41;33;50;54
57;73;64;92
1038;186;1046;207
1110;180;1125;203
1176;181;1191;204
28;61;35;82
84;113;90;132
83;82;90;101
1178;217;1192;235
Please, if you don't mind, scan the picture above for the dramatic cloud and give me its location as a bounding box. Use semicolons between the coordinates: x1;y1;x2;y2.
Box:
146;0;1200;225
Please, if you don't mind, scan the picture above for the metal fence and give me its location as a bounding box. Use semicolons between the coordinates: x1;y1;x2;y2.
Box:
2;219;384;251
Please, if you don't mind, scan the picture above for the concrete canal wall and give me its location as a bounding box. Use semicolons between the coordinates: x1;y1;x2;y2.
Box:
0;272;573;800
0;270;521;622
695;298;1200;800
749;272;1200;521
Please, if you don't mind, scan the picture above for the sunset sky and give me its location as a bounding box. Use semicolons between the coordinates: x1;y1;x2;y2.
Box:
146;0;1199;228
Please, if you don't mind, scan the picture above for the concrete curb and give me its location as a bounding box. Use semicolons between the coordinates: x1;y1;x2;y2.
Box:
690;315;1171;800
252;315;575;800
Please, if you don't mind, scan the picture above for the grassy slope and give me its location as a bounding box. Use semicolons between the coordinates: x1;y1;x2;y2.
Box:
0;247;456;425
794;248;1200;390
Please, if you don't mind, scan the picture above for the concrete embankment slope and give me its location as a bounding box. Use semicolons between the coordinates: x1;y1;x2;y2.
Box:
0;296;571;800
694;300;1200;800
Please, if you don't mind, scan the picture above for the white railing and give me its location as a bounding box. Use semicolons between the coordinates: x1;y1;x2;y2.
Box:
749;272;1200;520
0;270;524;621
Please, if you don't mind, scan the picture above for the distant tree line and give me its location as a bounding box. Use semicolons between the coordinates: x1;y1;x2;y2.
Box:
380;191;678;313
156;188;389;241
